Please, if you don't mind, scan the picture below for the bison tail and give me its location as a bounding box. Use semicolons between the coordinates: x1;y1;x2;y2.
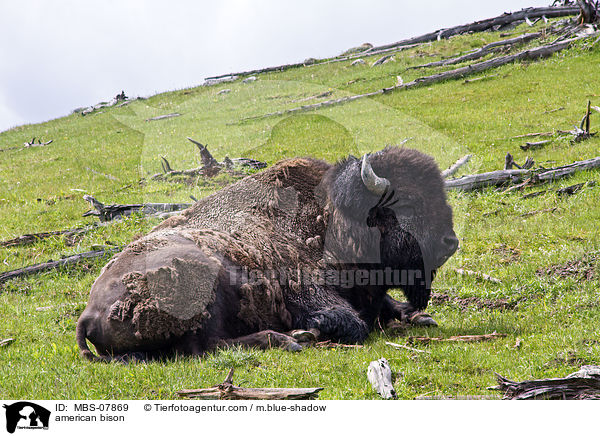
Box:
76;319;104;362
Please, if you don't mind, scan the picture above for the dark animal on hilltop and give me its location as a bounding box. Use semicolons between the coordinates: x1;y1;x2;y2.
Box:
76;146;458;361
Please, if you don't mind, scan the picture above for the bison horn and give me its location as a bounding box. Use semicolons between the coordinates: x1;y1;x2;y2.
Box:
361;154;390;196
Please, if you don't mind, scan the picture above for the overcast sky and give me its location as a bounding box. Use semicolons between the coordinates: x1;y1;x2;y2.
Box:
0;0;551;133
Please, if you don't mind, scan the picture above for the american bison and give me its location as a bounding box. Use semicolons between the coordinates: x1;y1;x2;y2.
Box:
76;146;458;360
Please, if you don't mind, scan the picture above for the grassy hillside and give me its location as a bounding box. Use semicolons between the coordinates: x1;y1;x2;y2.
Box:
1;18;599;399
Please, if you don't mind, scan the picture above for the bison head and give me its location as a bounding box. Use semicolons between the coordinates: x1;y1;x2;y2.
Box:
321;146;458;305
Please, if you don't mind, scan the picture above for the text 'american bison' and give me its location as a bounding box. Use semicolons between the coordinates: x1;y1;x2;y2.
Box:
76;146;458;361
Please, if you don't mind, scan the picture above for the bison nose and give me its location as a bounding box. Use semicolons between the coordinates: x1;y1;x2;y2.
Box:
441;234;459;256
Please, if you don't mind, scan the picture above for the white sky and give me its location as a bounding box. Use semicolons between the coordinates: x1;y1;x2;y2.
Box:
0;0;550;132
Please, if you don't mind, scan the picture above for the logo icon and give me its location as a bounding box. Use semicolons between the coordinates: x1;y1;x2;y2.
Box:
3;402;50;434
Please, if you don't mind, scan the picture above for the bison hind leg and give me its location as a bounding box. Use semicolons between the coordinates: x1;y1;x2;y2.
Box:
221;330;303;352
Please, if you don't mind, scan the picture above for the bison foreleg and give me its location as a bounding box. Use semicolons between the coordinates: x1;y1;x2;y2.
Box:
303;307;369;344
220;330;303;352
379;294;437;327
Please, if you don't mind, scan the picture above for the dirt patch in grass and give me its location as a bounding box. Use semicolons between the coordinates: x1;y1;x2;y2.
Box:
536;252;599;281
544;350;597;368
431;291;518;311
492;243;521;264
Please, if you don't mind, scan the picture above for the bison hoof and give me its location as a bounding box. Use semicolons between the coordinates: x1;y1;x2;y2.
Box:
289;329;317;344
409;312;438;327
285;341;303;352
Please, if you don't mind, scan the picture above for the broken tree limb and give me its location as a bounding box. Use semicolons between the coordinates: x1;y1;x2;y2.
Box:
177;368;323;400
385;341;431;354
0;225;96;248
491;365;600;399
520;140;552;151
356;6;580;52
0;247;120;285
243;33;597;122
408;332;507;344
455;268;502;283
445;168;530;191
23;138;53;148
145;113;181;122
511;131;554;138
367;358;397;399
205;6;579;82
445;156;600;191
83;195;191;222
186;137;219;167
0;338;15;347
406;32;542;70
520;206;558;217
442;154;472;178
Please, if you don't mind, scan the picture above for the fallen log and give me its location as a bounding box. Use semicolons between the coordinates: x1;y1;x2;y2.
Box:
145;113;181;122
370;6;580;52
520;139;552;151
177;368;323;400
243;33;596;121
83;195;191;222
0;247;120;285
407;32;542;70
491;365;600;399
408;332;506;344
445;156;600;191
0;225;95;248
445;168;530;191
205;6;579;82
367;358;397;399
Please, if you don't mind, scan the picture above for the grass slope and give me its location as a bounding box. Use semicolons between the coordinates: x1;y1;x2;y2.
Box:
1;19;599;399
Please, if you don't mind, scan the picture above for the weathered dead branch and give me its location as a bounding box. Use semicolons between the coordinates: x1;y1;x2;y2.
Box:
407;32;542;71
520;140;552;151
511;131;554;138
206;6;580;82
0;338;15;347
151;138;266;182
491;365;600;399
363;6;580;52
23;138;53;148
520;207;558;217
386;341;431;354
242;33;596;122
415;394;500;400
408;332;506;344
177;368;323;400
186;137;219;168
0;225;96;248
442;154;472;178
145;113;181;122
0;247;120;286
367;358;397;399
83;195;190;222
314;340;364;349
455;268;502;284
445;156;600;191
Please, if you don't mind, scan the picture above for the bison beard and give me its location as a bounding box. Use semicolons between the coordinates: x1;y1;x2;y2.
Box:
76;146;458;361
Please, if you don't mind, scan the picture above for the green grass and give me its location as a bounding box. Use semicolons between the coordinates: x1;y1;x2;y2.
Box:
1;20;599;399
